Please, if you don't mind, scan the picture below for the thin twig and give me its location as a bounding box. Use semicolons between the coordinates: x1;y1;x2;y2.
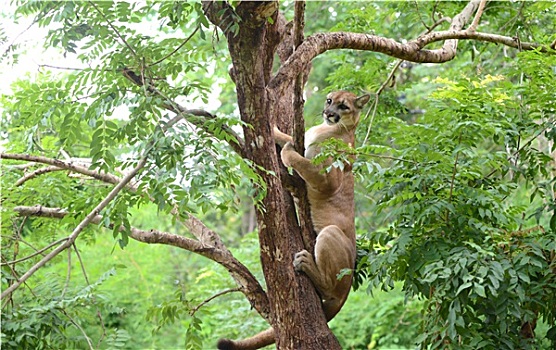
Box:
362;59;404;146
60;309;94;350
361;15;451;147
61;246;72;298
149;25;201;66
361;152;420;165
468;0;487;32
1;237;70;266
0;256;38;299
413;1;431;31
88;1;137;57
73;243;106;347
37;64;84;71
2;15;39;58
484;119;556;179
190;288;241;316
448;133;463;205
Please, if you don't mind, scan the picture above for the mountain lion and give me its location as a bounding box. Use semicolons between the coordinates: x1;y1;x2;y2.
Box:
217;91;370;350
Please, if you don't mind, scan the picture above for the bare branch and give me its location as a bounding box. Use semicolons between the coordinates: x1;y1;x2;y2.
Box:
15;166;66;186
0;154;148;300
149;25;201;67
1;237;69;266
61;247;72;298
190;288;241;316
121;68;245;155
362;16;451;147
37;64;84;71
88;1;137;57
361;59;404;147
72;242;107;346
2;15;40;58
11;205;270;320
1;153;123;186
468;0;488;32
60;309;94;350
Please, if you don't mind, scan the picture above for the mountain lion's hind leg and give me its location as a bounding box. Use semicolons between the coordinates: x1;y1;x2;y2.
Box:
293;225;355;314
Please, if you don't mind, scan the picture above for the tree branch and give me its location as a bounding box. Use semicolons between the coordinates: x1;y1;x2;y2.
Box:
88;1;137;57
269;0;549;97
202;1;238;37
468;0;488;32
15;166;67;186
3;151;269;317
293;0;306;155
11;205;270;320
361;16;451;147
122;68;245;155
190;288;241;316
2;152;227;249
149;25;201;67
1;153;123;185
0;237;68;266
1;154;148;300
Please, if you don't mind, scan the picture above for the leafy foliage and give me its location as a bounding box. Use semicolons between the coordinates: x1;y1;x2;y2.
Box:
354;53;556;348
1;1;555;349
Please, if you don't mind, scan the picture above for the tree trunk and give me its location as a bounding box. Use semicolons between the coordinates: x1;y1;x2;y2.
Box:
203;1;340;348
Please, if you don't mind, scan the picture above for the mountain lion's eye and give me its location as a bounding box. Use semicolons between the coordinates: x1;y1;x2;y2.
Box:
326;99;332;105
338;103;349;110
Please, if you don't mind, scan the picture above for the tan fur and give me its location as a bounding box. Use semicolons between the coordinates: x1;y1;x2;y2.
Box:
217;91;370;350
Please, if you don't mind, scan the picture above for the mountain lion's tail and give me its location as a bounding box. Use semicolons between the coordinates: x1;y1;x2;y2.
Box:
216;283;350;350
217;328;274;350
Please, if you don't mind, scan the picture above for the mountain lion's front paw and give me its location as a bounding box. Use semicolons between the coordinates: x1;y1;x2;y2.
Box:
293;250;312;272
280;142;295;168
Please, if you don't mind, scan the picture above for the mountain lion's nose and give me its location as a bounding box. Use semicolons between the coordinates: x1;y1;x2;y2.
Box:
326;112;340;124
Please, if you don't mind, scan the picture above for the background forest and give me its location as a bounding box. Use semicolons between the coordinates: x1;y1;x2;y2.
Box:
1;1;556;349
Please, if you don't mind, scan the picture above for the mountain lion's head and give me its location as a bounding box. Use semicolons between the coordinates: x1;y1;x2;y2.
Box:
322;91;370;128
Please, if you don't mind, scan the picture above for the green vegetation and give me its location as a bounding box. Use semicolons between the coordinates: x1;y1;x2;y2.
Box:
2;1;555;349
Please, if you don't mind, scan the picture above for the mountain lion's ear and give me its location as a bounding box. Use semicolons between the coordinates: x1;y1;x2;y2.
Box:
355;94;371;109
